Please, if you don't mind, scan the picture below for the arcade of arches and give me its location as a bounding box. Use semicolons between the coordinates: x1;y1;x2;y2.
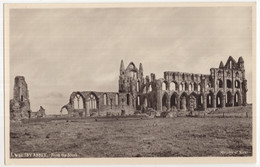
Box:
160;91;242;111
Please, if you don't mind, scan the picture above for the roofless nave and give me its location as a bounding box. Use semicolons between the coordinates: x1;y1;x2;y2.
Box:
61;56;248;117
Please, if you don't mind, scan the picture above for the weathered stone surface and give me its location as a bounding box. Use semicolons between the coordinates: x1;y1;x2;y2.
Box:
31;106;46;118
62;56;247;117
10;76;31;120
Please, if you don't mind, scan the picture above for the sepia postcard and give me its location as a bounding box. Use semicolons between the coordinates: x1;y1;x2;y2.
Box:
4;2;256;165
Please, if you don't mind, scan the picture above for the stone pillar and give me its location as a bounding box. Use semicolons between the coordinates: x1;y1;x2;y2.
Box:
242;91;247;106
213;94;216;108
181;96;187;111
203;95;207;110
177;97;180;110
231;95;234;107
222;95;226;108
167;95;171;110
157;91;162;111
85;102;90;117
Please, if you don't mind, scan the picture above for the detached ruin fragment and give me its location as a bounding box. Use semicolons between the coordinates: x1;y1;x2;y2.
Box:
10;76;31;120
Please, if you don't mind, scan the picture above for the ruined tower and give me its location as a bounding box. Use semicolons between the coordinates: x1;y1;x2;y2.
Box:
10;76;31;119
119;60;143;93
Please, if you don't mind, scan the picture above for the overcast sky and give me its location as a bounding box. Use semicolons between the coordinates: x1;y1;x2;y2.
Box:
9;7;253;114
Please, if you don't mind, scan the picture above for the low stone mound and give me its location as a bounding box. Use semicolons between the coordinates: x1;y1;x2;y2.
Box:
160;111;177;118
177;110;187;117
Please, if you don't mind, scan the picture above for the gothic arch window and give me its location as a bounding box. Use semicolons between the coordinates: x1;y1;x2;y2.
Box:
197;84;201;92
218;79;223;88
73;94;84;109
162;82;167;91
235;80;240;88
227;80;232;88
189;83;192;91
170;82;176;91
136;81;140;92
180;82;185;91
136;96;140;106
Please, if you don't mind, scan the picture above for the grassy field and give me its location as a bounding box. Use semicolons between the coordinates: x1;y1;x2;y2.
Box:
10;113;252;158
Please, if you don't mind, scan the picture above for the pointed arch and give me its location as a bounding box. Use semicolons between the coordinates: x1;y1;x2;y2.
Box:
162;92;169;110
136;95;141;106
162;81;167;91
218;79;223;88
73;92;84;109
227;79;232;88
170;81;177;91
235;80;240;88
86;92;99;110
170;92;178;108
234;91;241;106
216;91;224;108
207;91;214;108
180;92;188;110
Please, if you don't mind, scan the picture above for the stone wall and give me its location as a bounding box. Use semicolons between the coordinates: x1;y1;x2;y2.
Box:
10;76;31;120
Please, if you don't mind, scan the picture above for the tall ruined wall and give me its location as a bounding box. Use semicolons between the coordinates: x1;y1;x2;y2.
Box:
10;76;31;120
64;91;135;117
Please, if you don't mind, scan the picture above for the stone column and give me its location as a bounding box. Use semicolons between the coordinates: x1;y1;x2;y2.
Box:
213;94;216;108
222;95;226;108
167;95;171;110
181;96;187;111
242;91;247;106
231;95;234;107
203;95;207;110
85;102;89;117
177;97;180;110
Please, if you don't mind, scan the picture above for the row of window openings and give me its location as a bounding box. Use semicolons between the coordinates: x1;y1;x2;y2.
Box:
103;94;119;106
161;83;201;92
168;94;239;106
218;80;240;89
208;94;239;105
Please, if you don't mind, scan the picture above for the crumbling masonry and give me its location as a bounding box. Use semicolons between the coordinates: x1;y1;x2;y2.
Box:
10;76;31;119
62;56;247;117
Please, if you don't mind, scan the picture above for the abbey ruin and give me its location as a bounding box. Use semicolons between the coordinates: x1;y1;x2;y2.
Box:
62;56;248;117
10;76;31;119
10;76;46;120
